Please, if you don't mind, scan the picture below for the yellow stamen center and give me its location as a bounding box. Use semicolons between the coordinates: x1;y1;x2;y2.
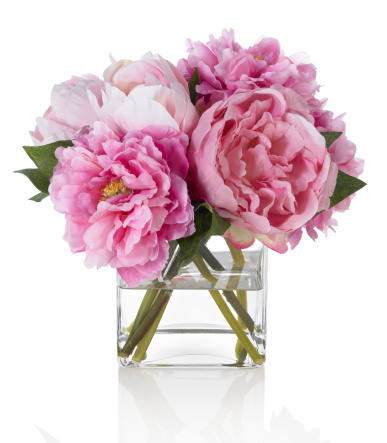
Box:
253;55;264;61
100;178;131;202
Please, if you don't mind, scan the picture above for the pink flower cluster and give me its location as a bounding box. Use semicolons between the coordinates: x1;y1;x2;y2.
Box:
31;29;364;285
180;29;364;251
35;53;197;286
178;29;319;110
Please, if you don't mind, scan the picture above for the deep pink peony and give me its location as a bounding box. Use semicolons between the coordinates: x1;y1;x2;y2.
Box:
30;75;105;146
178;29;319;111
50;121;194;286
189;88;337;253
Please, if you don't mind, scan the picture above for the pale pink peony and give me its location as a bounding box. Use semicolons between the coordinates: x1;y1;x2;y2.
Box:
104;52;189;95
103;53;198;137
178;29;319;110
50;121;194;286
31;54;199;147
30;75;105;146
189;88;337;253
88;81;199;139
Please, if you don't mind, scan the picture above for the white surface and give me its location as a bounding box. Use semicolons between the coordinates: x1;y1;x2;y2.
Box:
1;0;386;441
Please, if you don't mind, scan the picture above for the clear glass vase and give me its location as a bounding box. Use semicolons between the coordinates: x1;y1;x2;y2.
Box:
117;236;267;368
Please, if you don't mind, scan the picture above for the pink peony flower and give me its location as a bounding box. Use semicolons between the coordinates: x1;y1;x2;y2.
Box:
30;75;105;146
314;106;364;178
289;102;364;247
188;88;337;253
103;53;198;137
178;29;319;110
49;121;194;286
104;52;189;95
31;54;199;147
89;81;199;139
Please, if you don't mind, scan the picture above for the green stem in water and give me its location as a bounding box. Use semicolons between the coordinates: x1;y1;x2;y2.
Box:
132;297;170;363
126;288;159;342
222;290;254;333
198;244;253;362
193;255;264;365
193;254;218;285
225;239;249;361
236;290;248;329
198;242;224;271
197;245;255;333
123;320;134;334
119;242;181;361
235;290;248;362
208;289;264;365
235;341;247;363
119;290;172;359
225;238;245;267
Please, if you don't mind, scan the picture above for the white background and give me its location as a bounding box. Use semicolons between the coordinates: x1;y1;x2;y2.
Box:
1;1;386;442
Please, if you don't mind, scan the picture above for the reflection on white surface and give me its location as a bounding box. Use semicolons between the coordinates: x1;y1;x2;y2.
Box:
36;368;329;443
36;427;62;443
265;409;329;443
118;367;329;443
119;367;264;442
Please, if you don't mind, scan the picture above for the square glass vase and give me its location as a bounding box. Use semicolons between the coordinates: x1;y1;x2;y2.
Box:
117;237;267;368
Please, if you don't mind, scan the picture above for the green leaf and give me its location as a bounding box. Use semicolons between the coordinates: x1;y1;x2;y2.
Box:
320;132;342;149
29;192;49;202
188;68;201;105
22;140;73;179
329;170;367;209
14;168;50;193
177;203;230;263
194;203;230;237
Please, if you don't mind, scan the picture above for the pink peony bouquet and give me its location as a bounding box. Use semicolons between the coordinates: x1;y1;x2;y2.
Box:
17;29;366;365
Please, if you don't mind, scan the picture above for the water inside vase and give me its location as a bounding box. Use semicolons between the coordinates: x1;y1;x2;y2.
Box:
117;242;267;368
